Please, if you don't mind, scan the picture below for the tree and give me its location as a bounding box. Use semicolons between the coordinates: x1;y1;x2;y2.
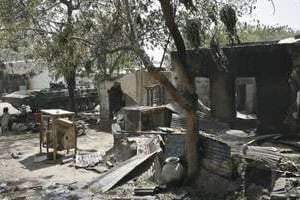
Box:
185;22;300;49
0;1;33;61
53;0;250;181
120;0;199;180
37;24;90;111
238;23;299;42
119;0;260;181
33;0;92;112
1;1;141;102
77;1;139;80
0;0;258;181
0;0;94;111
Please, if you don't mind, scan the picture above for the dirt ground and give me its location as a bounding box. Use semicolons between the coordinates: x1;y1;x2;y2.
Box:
0;129;210;200
0;126;248;200
0;129;114;199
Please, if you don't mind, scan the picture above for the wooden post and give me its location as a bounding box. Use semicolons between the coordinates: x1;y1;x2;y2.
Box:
39;114;43;153
53;116;57;161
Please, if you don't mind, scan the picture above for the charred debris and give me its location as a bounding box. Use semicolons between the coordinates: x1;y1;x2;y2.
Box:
2;41;300;199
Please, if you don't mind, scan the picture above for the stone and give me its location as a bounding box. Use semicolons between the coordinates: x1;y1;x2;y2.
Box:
0;183;9;194
11;152;20;159
106;161;114;168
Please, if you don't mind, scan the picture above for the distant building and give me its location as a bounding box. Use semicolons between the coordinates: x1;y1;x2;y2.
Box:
0;60;95;95
0;60;51;94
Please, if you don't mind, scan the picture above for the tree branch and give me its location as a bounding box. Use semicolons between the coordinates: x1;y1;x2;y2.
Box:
159;33;171;69
70;36;95;46
123;0;195;111
105;46;133;54
158;0;195;92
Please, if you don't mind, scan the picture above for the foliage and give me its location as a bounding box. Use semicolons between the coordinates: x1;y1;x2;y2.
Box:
116;0;257;180
77;1;139;79
0;0;264;71
220;5;238;33
238;23;299;43
176;0;257;49
207;23;299;47
0;0;91;110
220;4;239;44
37;25;89;80
0;0;288;180
0;1;141;80
0;1;32;46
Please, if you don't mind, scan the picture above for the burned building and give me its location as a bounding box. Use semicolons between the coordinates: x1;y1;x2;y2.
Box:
172;41;300;134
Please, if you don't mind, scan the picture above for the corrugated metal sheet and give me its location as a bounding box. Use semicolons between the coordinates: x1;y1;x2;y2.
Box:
199;132;234;178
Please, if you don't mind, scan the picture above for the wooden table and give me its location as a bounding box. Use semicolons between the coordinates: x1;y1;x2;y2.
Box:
40;109;76;161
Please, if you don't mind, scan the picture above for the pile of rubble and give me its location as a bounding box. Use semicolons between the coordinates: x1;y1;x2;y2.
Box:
4;103;300;199
98;104;300;199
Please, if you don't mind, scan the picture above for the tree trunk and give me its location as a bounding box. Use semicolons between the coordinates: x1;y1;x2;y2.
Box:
185;111;199;180
158;0;199;180
124;0;200;181
66;71;76;112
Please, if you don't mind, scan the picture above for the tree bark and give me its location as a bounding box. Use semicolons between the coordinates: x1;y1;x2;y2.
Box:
133;47;199;181
158;0;199;181
158;0;195;92
66;70;76;112
62;0;77;112
124;0;200;181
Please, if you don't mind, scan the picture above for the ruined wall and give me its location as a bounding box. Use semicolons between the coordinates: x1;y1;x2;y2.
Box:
256;75;291;133
96;71;172;120
171;43;298;133
210;71;236;122
236;78;256;113
135;71;172;105
161;134;185;160
195;77;210;107
96;73;138;119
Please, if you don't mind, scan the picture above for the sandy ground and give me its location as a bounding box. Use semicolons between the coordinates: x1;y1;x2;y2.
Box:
0;129;114;199
0;126;243;200
0;129;200;200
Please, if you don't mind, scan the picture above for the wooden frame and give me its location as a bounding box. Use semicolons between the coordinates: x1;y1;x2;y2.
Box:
39;109;76;161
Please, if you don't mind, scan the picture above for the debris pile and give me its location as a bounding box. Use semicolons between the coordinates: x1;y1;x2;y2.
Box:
4;104;300;199
75;152;103;168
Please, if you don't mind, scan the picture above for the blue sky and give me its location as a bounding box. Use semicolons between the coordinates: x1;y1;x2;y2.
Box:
241;0;300;30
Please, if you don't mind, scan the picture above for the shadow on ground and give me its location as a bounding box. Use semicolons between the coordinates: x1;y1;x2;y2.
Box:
19;153;58;171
